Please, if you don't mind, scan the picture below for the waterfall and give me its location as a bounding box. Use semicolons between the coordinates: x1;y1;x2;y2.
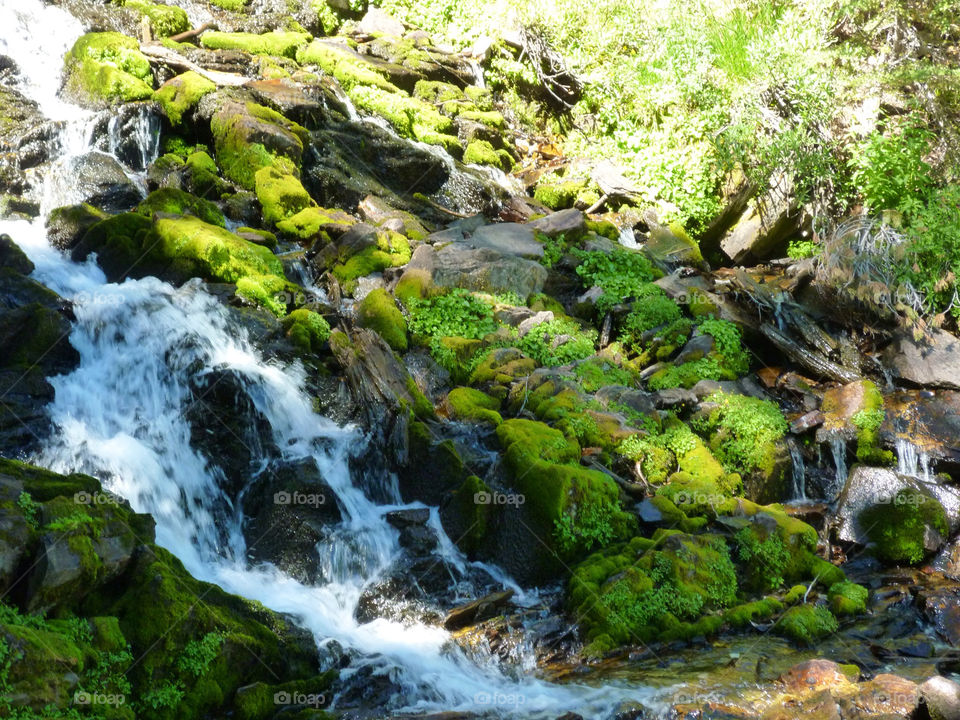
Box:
828;436;847;500
0;0;649;715
787;437;806;501
896;437;933;483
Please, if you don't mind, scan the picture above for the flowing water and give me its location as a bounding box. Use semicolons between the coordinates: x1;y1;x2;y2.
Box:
0;1;651;715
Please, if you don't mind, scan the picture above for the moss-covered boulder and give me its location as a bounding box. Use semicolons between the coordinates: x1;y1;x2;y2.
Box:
254;166;314;225
446;387;502;426
356;288;407;351
774;604;839;644
275;206;356;241
281;308;331;354
153;71;217;125
201;31;312;58
861;487;948;565
123;0;190;37
63;33;154;107
210;98;309;189
137;187;225;226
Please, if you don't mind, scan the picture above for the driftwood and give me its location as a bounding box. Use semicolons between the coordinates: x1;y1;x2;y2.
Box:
140;42;248;87
760;323;861;384
168;22;215;44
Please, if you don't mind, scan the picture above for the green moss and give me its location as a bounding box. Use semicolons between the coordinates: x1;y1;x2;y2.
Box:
209;0;248;9
570;532;736;648
153;71;216;125
275;206;355;240
394;269;434;307
724;596;783;627
123;0;190;37
254;167;314;225
347;84;459;148
296;41;396;91
458;110;506;129
64;32;154;106
851;381;894;464
210;102;307;189
281;309;331;354
137;187;225;226
775;604;838;644
497;419;633;556
828;581;868;616
447;387;502;426
357;288;407;351
201;31;312;58
332;230;410;293
861;487;948;565
535;177;589;210
692;392;788;477
463;139;503;169
414;80;465;103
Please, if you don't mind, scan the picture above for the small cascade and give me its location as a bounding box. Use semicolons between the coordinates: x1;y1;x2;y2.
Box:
828;437;848;500
618;226;639;248
105;105;162;174
896;437;933;483
788;437;807;501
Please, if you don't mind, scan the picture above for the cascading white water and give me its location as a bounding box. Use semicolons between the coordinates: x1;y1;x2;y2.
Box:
0;1;650;716
896;437;933;483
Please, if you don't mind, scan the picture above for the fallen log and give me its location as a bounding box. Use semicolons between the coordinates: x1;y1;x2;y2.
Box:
760;323;861;384
140;42;248;87
167;22;214;44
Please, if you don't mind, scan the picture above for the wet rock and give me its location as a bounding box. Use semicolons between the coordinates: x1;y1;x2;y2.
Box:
882;328;960;391
73;152;141;212
465;223;543;259
443;589;514;630
404;242;548;298
791;410;825;434
920;676;960;720
644;222;705;270
527;208;586;239
46;203;109;251
247;77;328;128
778;659;852;694
241;458;342;584
882;391;960;472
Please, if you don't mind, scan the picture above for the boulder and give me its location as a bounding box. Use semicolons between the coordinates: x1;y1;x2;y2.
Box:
72;152;141;212
443;589;514;630
357;8;405;36
404;243;547;298
46;204;109;251
527;208;586;239
920;676;960;720
882;328;960;391
465;222;543;259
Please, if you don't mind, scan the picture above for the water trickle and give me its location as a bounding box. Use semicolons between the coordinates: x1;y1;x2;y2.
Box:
828;437;848;500
895;437;933;482
787;437;807;501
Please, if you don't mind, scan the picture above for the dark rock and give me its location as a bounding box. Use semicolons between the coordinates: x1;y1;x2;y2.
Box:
72;152;141;212
443;589;514;630
883;328;960;391
385;507;431;528
46;204;109;251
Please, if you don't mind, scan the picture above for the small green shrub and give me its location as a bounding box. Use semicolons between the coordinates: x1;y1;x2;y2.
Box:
408;289;497;340
574;248;659;314
517;317;596;366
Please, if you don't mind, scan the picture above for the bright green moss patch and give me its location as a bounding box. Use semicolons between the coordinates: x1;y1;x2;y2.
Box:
210;102;307;189
296;41;397;91
775;604;838;644
850;380;893;464
281;308;331;353
463;139;503;169
331;230;411;293
724;596;783;627
254;166;314;225
275;206;356;240
570;532;737;651
828;581;868;616
347;84;459;148
692;392;788;476
153;71;216;124
64;32;154;106
861;487;948;565
137;187;225;226
209;0;248;9
123;0;190;37
357;288;407;351
201;31;312;58
447;387;502;426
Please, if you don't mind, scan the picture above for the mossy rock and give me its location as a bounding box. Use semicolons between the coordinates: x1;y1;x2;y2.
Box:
356;288;407;351
275;206;356;241
569;532;737;650
347;84;460;150
123;0;190;37
861;487;947;565
394;268;435;307
446;387;501;426
137;187;225;227
254;166;314;225
331;230;410;294
201;31;312;59
774;604;839;644
63;32;154;107
153;71;217;125
296;40;397;92
281;308;331;354
463;139;503;169
828;581;868;616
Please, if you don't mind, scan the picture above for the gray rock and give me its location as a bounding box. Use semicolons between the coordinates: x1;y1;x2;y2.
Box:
654;388;698;409
466;223;543;259
516;311;554;337
73;152;141;212
405;243;547;298
720;175;806;264
46;204;108;251
882;328;960;391
920;676;960;720
527;208;585;239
